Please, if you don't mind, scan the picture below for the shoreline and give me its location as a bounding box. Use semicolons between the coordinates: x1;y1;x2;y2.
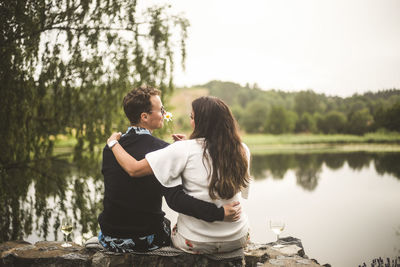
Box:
247;143;400;154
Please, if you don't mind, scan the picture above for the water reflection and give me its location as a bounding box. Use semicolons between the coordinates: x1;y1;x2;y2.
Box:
0;151;103;243
250;152;400;191
1;151;400;244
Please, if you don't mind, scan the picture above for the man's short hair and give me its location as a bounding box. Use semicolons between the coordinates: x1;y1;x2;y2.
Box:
123;85;161;124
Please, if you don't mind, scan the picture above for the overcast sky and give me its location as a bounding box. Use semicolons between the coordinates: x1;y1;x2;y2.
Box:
145;0;400;97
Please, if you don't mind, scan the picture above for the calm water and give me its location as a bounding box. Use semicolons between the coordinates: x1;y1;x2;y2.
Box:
164;152;400;266
1;151;400;266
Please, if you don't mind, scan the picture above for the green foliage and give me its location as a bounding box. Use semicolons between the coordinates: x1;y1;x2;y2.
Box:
265;106;297;134
0;0;188;242
386;103;400;131
317;111;347;134
347;108;373;135
346;99;367;115
230;105;245;126
294;90;324;115
295;112;317;133
374;102;400;132
205;80;244;105
241;101;268;133
1;0;188;164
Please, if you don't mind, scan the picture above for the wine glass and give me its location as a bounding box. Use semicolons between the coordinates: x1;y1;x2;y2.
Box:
60;218;73;247
269;218;285;248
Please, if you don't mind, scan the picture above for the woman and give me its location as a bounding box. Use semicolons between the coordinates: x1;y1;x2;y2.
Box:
107;96;251;254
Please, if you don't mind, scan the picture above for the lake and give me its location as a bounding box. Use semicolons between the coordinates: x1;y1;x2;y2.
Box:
1;151;400;266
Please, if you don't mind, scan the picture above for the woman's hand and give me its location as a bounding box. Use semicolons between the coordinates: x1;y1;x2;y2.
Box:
223;201;241;222
172;133;186;142
107;132;122;144
106;131;153;177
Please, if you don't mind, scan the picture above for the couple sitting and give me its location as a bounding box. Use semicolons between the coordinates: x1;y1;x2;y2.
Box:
98;85;251;254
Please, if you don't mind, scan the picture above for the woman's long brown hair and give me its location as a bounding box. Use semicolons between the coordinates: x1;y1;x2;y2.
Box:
190;96;250;200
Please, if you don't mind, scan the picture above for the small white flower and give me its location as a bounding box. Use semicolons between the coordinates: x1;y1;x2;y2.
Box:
164;111;173;122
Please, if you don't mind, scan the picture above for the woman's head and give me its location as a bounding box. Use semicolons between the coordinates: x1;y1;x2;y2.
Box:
190;96;250;200
190;96;235;139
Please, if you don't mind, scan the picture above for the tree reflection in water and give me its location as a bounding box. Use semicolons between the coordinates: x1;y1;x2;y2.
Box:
0;151;103;243
346;152;371;170
250;152;400;188
1;151;400;244
374;153;400;179
293;154;323;191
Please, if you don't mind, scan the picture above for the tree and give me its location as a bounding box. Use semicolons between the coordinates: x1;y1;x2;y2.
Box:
205;80;243;105
295;112;317;133
373;102;400;132
383;103;400;132
0;0;188;242
241;100;268;133
230;105;244;126
294;90;322;115
347;108;373;135
265;106;297;134
317;111;347;134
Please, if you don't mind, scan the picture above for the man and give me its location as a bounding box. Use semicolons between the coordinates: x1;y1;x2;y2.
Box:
98;85;240;252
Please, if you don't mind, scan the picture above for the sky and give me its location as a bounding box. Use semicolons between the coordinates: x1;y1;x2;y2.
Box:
145;0;400;97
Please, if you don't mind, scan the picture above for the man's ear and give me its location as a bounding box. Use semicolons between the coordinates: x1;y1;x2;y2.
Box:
140;112;148;122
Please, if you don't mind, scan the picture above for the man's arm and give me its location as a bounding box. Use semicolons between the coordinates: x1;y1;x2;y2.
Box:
162;185;241;222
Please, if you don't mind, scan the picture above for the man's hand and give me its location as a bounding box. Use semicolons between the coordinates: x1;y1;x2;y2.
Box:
172;133;186;142
107;132;122;144
223;201;241;222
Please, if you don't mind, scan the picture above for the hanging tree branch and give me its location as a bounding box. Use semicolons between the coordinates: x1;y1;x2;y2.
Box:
0;0;189;242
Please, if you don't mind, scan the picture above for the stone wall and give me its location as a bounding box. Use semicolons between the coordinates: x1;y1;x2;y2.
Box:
0;237;329;267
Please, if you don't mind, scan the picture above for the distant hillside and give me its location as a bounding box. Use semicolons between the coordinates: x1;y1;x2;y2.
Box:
169;87;209;116
168;87;209;132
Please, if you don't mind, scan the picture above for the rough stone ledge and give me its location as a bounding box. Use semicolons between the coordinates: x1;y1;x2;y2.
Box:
0;237;330;267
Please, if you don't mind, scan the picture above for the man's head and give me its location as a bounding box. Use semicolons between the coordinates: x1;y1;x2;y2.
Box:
123;85;165;131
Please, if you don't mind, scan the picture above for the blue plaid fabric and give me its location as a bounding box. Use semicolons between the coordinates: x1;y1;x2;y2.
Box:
123;126;151;137
98;231;159;253
98;218;171;253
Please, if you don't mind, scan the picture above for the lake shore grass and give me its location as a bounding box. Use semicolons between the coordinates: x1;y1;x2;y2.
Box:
242;132;400;145
245;143;400;154
242;133;400;154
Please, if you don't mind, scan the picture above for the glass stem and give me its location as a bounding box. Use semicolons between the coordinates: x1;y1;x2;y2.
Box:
277;234;279;241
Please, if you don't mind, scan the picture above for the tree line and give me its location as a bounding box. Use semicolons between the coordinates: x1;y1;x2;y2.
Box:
197;81;400;135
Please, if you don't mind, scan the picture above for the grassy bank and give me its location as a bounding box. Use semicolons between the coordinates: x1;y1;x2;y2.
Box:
242;133;400;154
242;132;400;145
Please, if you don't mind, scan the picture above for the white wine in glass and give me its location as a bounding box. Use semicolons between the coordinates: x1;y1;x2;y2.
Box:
61;218;73;247
269;219;285;241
